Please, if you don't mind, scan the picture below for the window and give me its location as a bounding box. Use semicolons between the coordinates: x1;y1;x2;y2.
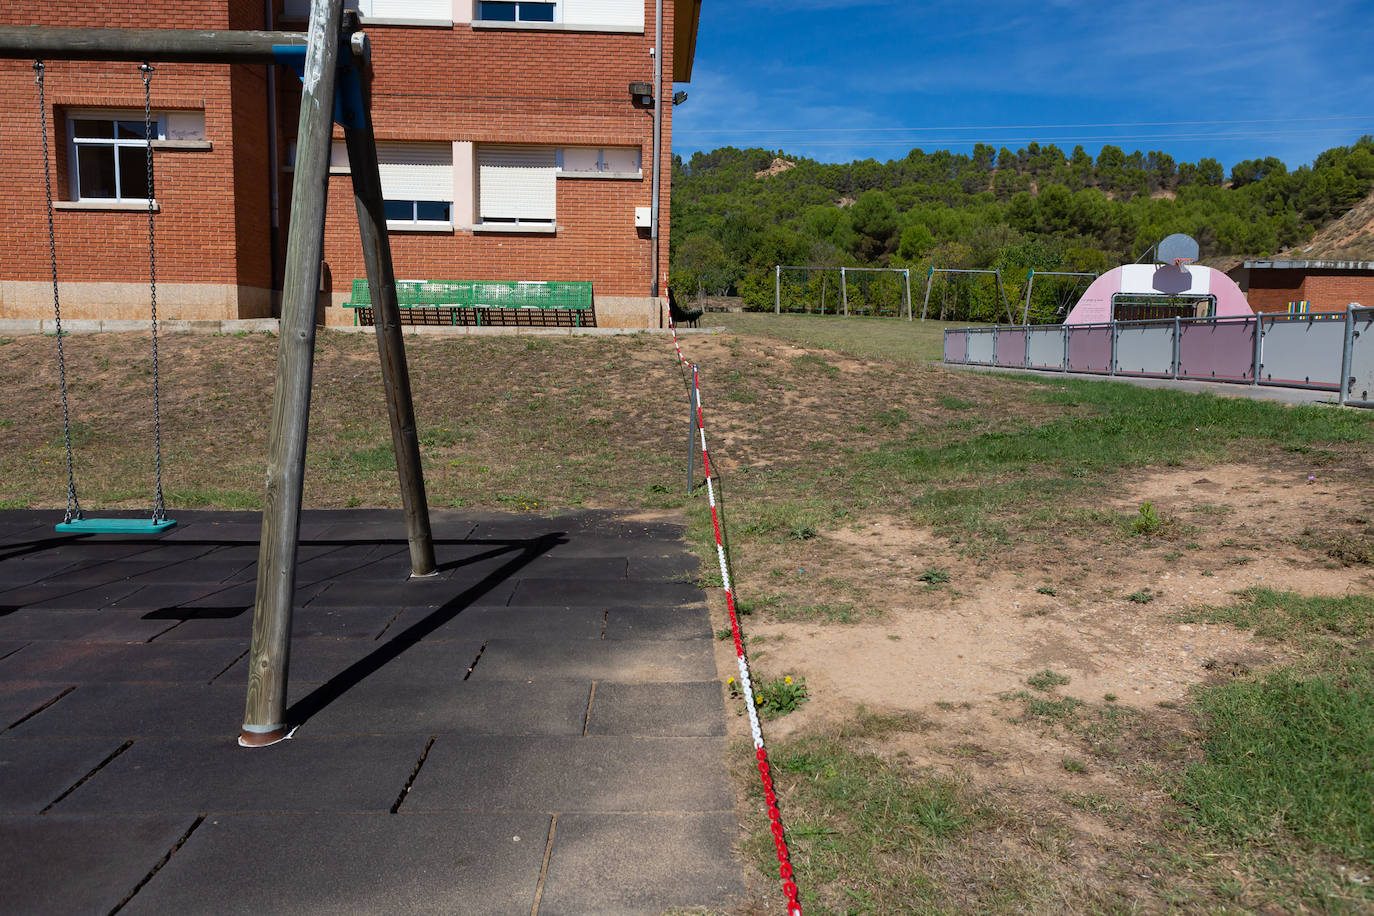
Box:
378;143;454;228
476;1;557;21
68;115;165;202
557;146;641;177
477;146;556;228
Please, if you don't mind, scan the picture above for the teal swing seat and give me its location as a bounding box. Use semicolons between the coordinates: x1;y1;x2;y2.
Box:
56;517;177;535
36;61;176;539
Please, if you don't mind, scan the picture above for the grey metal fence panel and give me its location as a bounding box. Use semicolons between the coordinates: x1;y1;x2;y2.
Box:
1347;309;1374;406
1258;314;1345;390
966;329;995;365
1066;325;1112;373
1026;326;1065;370
1113;323;1174;377
995;327;1027;367
943;330;968;364
1178;318;1255;381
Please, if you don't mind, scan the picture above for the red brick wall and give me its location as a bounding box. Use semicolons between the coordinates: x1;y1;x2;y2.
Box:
0;2;265;296
310;3;676;302
0;0;684;316
1247;268;1374;313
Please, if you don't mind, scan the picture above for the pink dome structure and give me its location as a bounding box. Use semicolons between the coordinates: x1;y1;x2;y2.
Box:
1065;264;1252;324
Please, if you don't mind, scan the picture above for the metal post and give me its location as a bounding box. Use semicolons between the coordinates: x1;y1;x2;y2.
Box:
774;265;780;314
241;0;344;748
1062;326;1070;372
1339;307;1355;406
1251;314;1263;385
920;267;933;321
1172;316;1180;379
1109;321;1117;376
686;378;697;491
1022;269;1033;325
903;269;912;321
841;268;848;316
342;67;436;578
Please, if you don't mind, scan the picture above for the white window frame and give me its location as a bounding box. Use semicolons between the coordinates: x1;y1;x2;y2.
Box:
476;145;557;232
555;146;642;179
378;143;456;232
473;0;559;23
67;112;166;203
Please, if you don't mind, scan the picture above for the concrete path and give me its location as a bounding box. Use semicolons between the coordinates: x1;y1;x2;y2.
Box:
0;509;743;915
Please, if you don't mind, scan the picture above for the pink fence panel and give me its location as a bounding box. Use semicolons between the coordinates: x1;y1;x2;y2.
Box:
944;330;968;363
1066;326;1112;373
994;328;1026;367
1177;318;1255;382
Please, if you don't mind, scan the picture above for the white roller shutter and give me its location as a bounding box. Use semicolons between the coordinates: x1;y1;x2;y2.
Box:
563;0;644;28
378;143;453;202
369;0;452;20
479;146;556;221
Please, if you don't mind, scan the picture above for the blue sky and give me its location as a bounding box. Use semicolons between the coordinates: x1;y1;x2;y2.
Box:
674;0;1374;171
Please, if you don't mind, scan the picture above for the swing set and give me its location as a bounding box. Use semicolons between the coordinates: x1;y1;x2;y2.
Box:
1;2;438;747
35;60;174;535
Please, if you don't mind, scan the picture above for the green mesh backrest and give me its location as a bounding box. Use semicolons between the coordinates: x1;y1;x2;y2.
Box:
350;279;591;308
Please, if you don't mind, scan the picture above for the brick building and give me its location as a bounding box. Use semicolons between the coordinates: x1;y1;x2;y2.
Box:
1227;260;1374;314
0;0;702;327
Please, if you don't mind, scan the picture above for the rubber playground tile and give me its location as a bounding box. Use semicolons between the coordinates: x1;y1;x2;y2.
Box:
120;812;550;916
471;638;717;682
584;682;726;738
150;605;398;642
222;636;485;687
603;605;714;641
0;814;199;915
51;735;431;815
387;604;606;642
122;546;262;585
627;553;700;580
0;610;119;642
11;581;148;611
0;737;126;813
0;683;73;732
0;580;121;610
53;610;184;643
308;576;505;609
404;736;734;813
104;583;239;611
0;639;249;684
538;812;745;916
5;684;252;739
174;579;331;610
297;678;592;737
508;577;705;608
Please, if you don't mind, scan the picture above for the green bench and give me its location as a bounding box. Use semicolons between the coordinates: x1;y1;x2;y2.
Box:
344;279;595;328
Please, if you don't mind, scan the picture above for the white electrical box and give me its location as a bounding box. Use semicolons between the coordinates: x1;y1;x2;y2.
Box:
634;206;652;228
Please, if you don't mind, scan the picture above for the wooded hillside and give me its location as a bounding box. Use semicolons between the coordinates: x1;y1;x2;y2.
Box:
669;138;1374;315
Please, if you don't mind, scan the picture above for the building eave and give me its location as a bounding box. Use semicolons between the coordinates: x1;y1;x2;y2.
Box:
1243;259;1374;272
672;0;702;83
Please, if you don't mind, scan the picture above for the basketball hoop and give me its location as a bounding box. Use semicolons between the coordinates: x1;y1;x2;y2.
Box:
1157;233;1200;269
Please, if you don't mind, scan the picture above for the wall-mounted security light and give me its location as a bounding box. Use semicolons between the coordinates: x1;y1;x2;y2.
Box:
629;81;653;105
672;91;688;105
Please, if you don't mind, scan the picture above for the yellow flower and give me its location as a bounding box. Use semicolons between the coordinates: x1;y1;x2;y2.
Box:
784;676;793;685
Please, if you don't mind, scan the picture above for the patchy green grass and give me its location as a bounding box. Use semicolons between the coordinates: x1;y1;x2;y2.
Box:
1172;589;1374;870
1026;669;1071;691
1177;655;1374;867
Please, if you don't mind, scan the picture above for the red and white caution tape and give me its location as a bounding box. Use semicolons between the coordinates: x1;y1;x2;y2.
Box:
669;319;803;916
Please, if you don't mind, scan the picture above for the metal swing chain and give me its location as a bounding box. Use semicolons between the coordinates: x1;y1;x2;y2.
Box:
34;61;83;524
140;62;167;523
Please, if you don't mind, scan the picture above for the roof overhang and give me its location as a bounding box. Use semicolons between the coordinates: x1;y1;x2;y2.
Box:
1243;259;1374;271
673;0;702;82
